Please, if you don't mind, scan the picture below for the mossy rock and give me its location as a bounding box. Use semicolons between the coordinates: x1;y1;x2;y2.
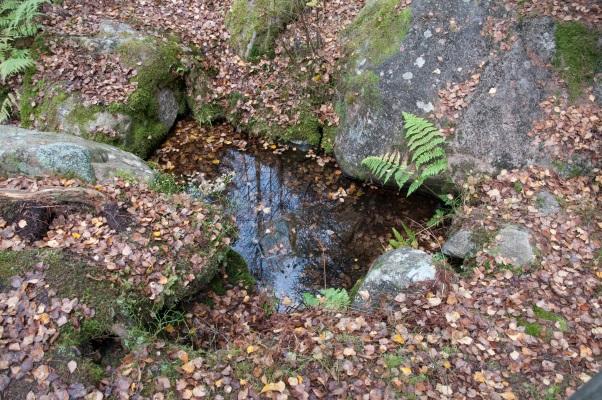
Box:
225;0;304;61
20;28;188;159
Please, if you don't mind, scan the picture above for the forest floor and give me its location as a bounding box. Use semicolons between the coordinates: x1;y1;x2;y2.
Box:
1;0;601;399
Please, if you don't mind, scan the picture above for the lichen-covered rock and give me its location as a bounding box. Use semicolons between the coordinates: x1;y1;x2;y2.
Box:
22;20;187;159
333;0;558;189
226;0;303;60
490;225;536;267
442;229;477;260
0;125;154;183
352;247;436;309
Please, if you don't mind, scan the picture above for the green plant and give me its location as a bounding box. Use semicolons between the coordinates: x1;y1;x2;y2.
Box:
149;172;183;195
362;112;447;196
303;288;350;311
389;223;418;249
0;0;49;122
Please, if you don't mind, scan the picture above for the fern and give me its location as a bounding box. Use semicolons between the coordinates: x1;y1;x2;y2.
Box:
0;0;48;123
361;112;447;196
389;223;418;249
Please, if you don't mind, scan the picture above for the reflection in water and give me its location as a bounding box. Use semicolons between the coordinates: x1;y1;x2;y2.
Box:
219;148;438;306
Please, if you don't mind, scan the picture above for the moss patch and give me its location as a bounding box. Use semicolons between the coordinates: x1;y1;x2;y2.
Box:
532;305;568;332
343;0;412;67
554;22;601;99
226;0;302;61
209;248;255;295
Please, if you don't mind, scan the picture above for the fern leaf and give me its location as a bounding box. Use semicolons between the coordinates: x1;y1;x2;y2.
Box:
413;147;445;169
0;92;17;122
419;159;448;178
407;177;425;196
0;55;34;79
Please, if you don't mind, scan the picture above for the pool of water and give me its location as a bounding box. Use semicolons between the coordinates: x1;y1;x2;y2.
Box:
154;121;440;306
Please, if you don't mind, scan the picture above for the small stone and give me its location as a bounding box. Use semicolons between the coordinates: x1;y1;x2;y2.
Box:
423;29;432;39
402;72;413;80
442;229;476;260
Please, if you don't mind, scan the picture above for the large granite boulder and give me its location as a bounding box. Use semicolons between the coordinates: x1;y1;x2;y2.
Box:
21;20;187;159
0;125;154;183
353;247;436;309
334;0;557;189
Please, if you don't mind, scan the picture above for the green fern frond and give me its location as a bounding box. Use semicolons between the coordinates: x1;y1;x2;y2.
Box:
0;55;34;79
0;91;18;122
361;112;448;196
7;0;48;29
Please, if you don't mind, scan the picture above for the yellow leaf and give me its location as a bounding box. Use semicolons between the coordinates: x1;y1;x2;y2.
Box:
392;334;405;345
260;381;285;394
164;324;175;334
71;232;81;239
401;367;412;376
39;313;50;325
153;231;161;238
181;361;195;374
500;392;517;400
211;159;220;165
270;144;277;150
442;360;451;369
473;371;486;383
246;345;256;354
596;271;602;279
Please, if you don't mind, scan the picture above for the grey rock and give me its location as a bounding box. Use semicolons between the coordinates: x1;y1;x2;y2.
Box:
449;32;551;176
442;229;476;259
156;88;179;128
335;0;492;184
334;0;556;188
491;225;535;267
85;112;133;139
0;125;154;183
535;190;560;215
77;19;145;53
353;247;436;309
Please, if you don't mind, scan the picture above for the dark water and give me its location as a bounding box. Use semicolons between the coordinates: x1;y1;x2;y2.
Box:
154;122;440;306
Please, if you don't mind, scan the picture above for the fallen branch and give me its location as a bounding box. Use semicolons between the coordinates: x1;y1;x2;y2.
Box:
0;187;106;210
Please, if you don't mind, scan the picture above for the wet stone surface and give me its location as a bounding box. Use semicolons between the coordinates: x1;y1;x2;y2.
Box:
154;121;440;306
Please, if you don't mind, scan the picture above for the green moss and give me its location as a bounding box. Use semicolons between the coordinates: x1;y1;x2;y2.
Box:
554;22;601;99
343;0;412;66
209;248;255;295
226;0;302;60
342;70;381;108
518;318;543;337
282;108;322;146
125;120;170;159
20;75;68;129
532;305;568;332
114;38;185;158
194;102;225;125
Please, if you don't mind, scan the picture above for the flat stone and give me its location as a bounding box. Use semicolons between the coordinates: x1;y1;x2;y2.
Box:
0;125;154;183
492;225;535;267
